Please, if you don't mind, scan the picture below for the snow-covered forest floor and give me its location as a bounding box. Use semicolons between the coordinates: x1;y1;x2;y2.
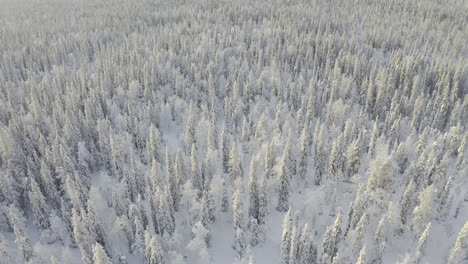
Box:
0;0;467;263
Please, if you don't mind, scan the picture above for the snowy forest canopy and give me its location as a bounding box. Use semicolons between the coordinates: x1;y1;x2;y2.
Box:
0;0;467;263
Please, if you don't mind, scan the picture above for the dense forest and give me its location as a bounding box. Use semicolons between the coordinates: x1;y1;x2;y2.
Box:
0;0;467;263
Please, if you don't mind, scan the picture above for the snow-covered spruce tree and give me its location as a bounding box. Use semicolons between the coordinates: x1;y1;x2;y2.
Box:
346;136;361;180
313;123;326;185
184;100;197;150
276;160;290;212
72;209;93;264
92;242;112;264
9;207;33;262
132;218;145;255
148;235;166;264
249;217;260;247
229;142;243;182
413;222;431;264
448;221;468;264
221;125;231;174
355;245;366;264
248;157;260;222
28;177;50;229
201;179;215;230
288;224;299;264
280;209;293;264
297;223;317;264
298;124;310;180
233;226;246;261
232;179;245;230
400;179;416;226
411;185;436;235
321;211;342;264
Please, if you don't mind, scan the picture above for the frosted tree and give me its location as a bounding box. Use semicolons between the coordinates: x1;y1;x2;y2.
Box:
264;142;275;179
257;174;269;223
201;180;215;229
249;217;260;247
411;185;436;235
346;136;361;180
413;222;431;264
356;246;366;264
276;160;290;212
373;215;387;264
297;224;317;264
321;211;342;264
221;125;231;173
131;218;145;255
208;106;219;151
86;197;108;253
328;135;343;182
229;142;243;182
150;159;164;191
400;179;415;226
248;157;260;222
448;221;468;264
285;130;297;176
92;243;112;264
298;124;310;180
39;160;59;207
148;236;165;264
72;209;93;264
313;123;326;185
350;213;367;259
233;179;245;230
347;184;364;233
28;178;50;229
288;224;299;264
148;124;162;163
280;209;293;264
9;208;33;262
184;100;197;150
158;187;175;237
187;221;210;263
233;226;246;261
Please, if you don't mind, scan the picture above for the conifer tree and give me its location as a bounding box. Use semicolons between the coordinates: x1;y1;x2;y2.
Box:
28;178;50;229
92;243;112;264
321;211;341;264
412;185;436;235
277;160;290;212
229;142;243;182
248;158;260;222
280;209;292;264
9;208;33;262
413;223;431;264
448;221;468;264
221;126;231;173
184;100;197;150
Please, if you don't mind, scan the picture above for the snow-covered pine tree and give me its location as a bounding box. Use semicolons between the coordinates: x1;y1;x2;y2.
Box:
412;185;436;235
448;221;468;264
356;245;366;264
321;211;342;264
248;157;260;222
92;242;112;264
9;208;33;262
280;209;293;264
184;100;197;150
297;223;317;264
276;160;290;212
229;142;243;182
187;221;210;263
413;222;431;264
28;177;50;229
221;125;231;174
